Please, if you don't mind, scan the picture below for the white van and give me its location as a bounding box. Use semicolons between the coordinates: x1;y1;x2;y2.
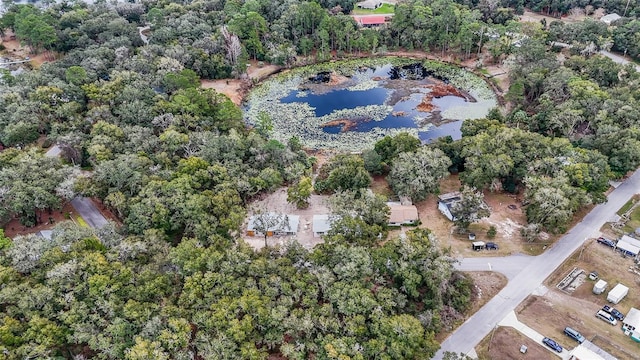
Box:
596;310;618;325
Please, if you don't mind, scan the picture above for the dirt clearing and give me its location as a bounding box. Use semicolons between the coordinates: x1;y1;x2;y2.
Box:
201;60;281;106
476;326;555;360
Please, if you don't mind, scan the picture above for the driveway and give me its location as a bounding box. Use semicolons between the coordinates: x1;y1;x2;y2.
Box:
70;197;109;229
433;168;640;359
600;50;640;72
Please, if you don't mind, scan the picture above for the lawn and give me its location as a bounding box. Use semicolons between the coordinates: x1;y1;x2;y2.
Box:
351;3;395;15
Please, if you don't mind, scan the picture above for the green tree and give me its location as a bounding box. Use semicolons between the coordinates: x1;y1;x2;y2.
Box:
388;147;451;202
452;185;490;232
287;176;313;209
314;154;372;194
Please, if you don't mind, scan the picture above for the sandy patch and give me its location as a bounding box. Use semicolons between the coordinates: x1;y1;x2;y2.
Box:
476;326;555;360
201;60;281;105
242;188;330;250
0;31;56;68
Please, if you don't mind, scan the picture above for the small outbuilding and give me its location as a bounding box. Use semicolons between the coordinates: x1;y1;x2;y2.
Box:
438;192;462;221
472;241;485;251
623;308;640;333
568;340;617;360
593;279;607;295
312;215;334;237
387;202;419;226
600;13;622;25
616;235;640;258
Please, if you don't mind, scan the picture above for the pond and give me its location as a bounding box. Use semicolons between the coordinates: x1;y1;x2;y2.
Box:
243;57;497;151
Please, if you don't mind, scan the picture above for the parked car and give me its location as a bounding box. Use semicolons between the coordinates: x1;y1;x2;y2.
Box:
596;237;616;247
564;327;585;343
596;310;618;325
485;242;499;250
589;271;598;280
542;337;563;353
602;305;625;321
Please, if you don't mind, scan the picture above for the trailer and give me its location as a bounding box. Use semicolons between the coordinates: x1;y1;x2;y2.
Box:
472;241;485;251
607;283;629;304
593;279;608;295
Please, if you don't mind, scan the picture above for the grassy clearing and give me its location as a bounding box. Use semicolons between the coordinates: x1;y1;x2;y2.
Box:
351;3;395;14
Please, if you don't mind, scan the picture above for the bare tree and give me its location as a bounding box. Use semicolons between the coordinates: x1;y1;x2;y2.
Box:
220;26;243;77
251;210;287;247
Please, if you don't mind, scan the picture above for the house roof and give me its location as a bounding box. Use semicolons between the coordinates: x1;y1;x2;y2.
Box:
355;15;387;25
313;215;333;233
624;308;640;329
356;0;382;9
616;240;640;255
387;203;418;223
620;235;640;248
247;214;300;233
600;13;621;25
438;192;462;204
570;340;617;360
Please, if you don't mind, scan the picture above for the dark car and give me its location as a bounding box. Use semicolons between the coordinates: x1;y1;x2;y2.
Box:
485;242;499;250
596;237;616;247
542;337;563;353
602;305;625;321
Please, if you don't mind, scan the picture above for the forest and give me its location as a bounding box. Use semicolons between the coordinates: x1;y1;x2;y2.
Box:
0;0;639;358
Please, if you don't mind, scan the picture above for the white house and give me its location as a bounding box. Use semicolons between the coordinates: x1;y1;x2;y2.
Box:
600;13;622;26
246;214;300;237
387;202;419;226
438;192;462;221
356;0;383;10
312;215;334;237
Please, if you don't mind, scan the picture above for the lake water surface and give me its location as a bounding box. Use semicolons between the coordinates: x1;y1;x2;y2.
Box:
244;61;497;150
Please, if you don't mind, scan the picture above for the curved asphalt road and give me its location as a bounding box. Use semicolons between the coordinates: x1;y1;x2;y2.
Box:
434;169;640;359
70;197;108;229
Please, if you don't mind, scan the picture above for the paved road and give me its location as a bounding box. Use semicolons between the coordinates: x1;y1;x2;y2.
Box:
433;168;640;359
70;197;109;229
455;253;534;280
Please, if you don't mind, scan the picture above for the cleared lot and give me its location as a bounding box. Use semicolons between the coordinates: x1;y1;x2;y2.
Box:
476;326;555;359
482;239;640;359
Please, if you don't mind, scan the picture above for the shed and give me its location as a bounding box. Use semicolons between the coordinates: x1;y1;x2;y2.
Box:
472;241;485;251
616;235;640;257
569;340;617;360
356;0;383;10
312;215;334;237
387;202;419;226
622;308;640;333
246;214;300;237
600;13;622;25
438;192;462;221
593;279;607;295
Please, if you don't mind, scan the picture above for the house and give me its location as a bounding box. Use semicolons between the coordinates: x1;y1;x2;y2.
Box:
568;340;618;360
387;202;419;226
37;230;53;241
312;215;334;237
246;214;300;237
356;0;383;10
600;13;622;26
353;15;387;27
616;235;640;258
623;308;640;342
438;192;462;221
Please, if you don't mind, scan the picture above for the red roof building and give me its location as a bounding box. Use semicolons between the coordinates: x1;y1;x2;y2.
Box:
353;15;387;27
